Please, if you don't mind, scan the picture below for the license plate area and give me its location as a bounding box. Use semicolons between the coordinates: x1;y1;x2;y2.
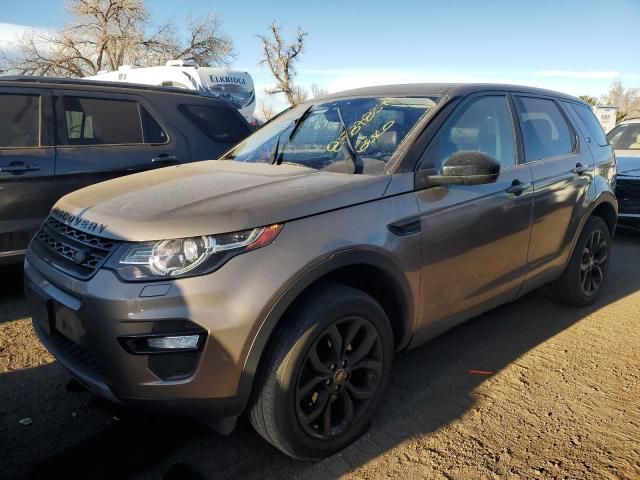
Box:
53;303;86;344
27;286;53;336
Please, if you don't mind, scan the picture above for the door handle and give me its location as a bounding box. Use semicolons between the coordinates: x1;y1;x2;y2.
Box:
572;163;587;175
0;163;41;173
506;179;529;195
151;155;179;164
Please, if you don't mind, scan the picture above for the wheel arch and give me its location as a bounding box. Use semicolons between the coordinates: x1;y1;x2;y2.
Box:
237;248;416;406
566;191;618;264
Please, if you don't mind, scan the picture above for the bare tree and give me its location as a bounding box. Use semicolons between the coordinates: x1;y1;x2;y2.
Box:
0;0;234;77
310;83;328;99
604;80;640;121
142;14;234;67
578;95;597;107
258;22;308;106
257;99;276;122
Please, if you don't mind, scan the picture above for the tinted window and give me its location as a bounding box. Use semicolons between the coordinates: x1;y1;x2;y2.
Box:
181;105;249;144
425;95;516;170
607;123;640;150
0;94;39;148
61;97;142;145
514;96;574;161
141;106;168;144
568;102;608;147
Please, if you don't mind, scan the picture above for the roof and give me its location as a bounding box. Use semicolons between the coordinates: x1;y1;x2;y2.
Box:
0;75;202;97
317;83;584;103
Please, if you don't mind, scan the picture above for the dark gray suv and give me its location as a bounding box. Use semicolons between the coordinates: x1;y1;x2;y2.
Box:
0;76;251;264
24;83;617;460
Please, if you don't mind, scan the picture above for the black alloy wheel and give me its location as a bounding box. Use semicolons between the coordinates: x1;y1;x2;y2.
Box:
580;228;609;296
295;316;384;439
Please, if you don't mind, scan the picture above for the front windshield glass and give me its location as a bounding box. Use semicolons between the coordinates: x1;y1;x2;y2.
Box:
607;122;640;150
222;96;438;174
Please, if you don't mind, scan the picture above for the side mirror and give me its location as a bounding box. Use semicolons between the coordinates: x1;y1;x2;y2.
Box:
416;151;501;188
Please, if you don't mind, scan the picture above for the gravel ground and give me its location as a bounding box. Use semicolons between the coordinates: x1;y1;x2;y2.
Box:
0;230;639;480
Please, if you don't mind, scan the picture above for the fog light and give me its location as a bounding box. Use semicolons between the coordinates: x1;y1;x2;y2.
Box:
146;335;200;350
119;333;205;354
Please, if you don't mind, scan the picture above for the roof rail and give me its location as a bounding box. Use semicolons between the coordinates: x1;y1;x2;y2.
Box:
0;75;202;96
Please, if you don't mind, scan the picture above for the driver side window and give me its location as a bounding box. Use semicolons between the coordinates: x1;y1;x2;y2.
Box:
424;95;517;171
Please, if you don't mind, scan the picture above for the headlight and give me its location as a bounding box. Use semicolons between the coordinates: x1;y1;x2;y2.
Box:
111;224;283;281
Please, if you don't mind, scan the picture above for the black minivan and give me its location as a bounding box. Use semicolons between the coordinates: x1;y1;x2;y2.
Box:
0;76;252;263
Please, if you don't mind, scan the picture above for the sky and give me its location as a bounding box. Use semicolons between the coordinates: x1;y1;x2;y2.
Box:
2;0;640;112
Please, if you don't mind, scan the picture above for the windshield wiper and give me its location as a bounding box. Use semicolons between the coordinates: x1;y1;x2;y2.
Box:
336;106;363;174
271;104;314;165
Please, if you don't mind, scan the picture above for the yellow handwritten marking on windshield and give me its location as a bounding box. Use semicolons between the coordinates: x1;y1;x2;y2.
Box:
326;119;395;154
355;120;395;153
325;101;391;153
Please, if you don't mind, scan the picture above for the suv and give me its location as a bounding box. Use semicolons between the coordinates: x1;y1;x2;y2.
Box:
607;117;640;225
24;84;617;460
0;76;251;264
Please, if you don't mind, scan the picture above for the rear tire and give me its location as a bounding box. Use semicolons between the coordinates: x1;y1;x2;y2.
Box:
550;216;611;307
249;283;394;460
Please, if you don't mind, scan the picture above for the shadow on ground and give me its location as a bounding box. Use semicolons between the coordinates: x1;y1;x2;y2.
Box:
0;262;29;324
0;231;637;479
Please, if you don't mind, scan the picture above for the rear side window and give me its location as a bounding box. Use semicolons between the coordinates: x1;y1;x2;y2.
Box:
180;104;249;144
61;97;142;145
0;94;39;148
140;106;168;144
514;96;574;162
567;102;608;147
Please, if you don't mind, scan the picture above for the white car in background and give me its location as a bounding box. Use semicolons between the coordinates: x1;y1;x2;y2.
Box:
608;118;640;226
86;60;256;123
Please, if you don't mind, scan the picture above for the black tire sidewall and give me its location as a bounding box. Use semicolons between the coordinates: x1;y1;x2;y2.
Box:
267;285;394;460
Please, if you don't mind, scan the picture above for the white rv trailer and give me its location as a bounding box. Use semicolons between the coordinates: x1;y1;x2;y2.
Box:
86;60;256;122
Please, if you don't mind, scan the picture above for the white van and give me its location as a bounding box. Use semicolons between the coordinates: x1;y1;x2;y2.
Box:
86;60;256;122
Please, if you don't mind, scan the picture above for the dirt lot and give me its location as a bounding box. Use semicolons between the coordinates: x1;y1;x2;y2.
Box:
1;230;639;480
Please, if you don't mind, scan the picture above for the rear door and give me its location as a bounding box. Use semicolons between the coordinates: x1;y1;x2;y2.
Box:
512;95;592;284
0;88;55;257
53;90;189;199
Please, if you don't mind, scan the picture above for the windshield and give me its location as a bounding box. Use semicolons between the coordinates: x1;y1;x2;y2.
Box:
607;122;640;150
221;96;438;174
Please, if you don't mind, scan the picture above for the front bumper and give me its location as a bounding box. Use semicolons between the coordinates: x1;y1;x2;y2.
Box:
24;240;305;419
616;176;640;221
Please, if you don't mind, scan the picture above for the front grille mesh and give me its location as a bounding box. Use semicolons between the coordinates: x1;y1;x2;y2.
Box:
616;179;640;215
32;216;119;279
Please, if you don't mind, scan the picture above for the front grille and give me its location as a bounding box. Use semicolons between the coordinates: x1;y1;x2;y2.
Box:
616;179;640;215
32;216;120;279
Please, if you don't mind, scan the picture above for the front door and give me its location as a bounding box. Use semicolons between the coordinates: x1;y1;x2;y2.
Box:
413;94;534;342
0;89;55;257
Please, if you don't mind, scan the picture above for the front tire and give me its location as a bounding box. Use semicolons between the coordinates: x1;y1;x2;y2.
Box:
550;216;611;306
249;283;394;460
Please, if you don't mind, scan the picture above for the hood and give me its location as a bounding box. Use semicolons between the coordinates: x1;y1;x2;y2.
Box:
53;160;391;241
615;150;640;177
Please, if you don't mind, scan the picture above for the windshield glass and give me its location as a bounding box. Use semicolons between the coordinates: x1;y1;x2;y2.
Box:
221;96;438;174
607;122;640;150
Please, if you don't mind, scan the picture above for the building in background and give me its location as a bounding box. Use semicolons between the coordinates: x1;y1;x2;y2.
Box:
594;104;619;133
